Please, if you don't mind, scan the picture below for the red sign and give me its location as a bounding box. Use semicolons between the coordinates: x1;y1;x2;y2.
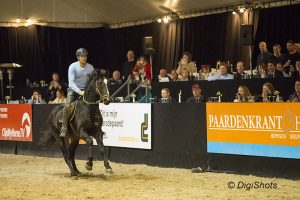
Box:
0;104;32;141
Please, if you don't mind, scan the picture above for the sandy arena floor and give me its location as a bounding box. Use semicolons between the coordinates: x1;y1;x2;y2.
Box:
0;153;299;200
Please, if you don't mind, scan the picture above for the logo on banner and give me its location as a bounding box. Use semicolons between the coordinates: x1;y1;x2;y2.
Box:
21;112;31;138
141;114;148;142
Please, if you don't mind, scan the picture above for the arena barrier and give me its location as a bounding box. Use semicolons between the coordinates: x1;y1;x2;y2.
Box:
1;103;300;176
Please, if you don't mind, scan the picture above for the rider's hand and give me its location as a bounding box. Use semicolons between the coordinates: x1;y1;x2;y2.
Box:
79;91;85;96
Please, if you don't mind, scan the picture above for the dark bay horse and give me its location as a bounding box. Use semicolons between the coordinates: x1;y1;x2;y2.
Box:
39;69;112;177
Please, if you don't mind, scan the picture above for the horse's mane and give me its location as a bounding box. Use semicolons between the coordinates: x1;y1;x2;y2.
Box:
85;69;107;98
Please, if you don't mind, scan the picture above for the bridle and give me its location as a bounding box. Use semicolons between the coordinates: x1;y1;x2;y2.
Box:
82;79;109;104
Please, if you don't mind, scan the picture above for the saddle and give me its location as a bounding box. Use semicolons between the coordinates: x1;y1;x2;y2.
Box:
59;100;79;123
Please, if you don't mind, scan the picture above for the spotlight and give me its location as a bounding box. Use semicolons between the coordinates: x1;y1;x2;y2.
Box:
16;18;21;23
163;16;170;23
232;11;237;15
26;18;33;23
157;18;162;23
239;8;245;13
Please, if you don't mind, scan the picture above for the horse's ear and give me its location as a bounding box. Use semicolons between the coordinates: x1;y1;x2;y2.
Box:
99;69;107;78
89;70;99;80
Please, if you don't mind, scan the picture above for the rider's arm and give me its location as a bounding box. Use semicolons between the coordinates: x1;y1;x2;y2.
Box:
68;65;81;94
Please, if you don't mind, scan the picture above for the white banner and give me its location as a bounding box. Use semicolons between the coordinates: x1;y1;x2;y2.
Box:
100;103;151;149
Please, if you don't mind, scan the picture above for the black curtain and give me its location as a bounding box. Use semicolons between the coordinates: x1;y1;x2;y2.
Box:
0;4;300;87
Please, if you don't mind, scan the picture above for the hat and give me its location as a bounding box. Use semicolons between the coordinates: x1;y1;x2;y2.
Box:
192;84;201;90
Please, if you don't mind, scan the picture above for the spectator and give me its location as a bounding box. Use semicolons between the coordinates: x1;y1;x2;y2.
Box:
110;70;123;85
179;69;190;81
27;90;46;104
207;63;234;81
47;80;63;102
199;65;210;80
258;82;276;102
288;79;300;102
271;44;285;64
170;69;179;82
276;63;289;77
234;61;247;79
176;52;197;76
159;88;176;103
294;60;300;78
186;84;206;103
133;55;152;81
256;41;272;66
283;40;300;72
233;85;252;102
267;60;284;78
49;90;66;104
257;62;267;78
158;69;171;82
121;50;135;80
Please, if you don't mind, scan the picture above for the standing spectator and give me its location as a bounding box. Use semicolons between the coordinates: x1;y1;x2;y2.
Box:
27;90;46;104
49;90;66;104
267;60;284;78
47;80;63;102
283;40;300;72
256;41;272;66
271;44;285;64
176;52;197;76
133;55;152;81
186;84;206;103
110;70;123;85
121;50;135;80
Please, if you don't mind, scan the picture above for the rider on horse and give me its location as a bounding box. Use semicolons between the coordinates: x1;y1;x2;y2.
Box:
60;48;94;137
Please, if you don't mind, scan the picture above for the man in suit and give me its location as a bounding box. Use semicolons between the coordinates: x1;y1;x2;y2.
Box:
267;60;284;78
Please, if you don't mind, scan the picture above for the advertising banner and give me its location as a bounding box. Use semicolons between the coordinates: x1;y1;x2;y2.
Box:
206;103;300;159
0;104;32;142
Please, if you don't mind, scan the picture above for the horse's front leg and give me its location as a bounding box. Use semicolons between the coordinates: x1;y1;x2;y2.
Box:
97;131;112;173
78;128;94;171
68;137;81;175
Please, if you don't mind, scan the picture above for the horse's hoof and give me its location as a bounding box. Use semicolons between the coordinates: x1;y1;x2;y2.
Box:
76;172;83;176
106;168;113;174
85;162;93;171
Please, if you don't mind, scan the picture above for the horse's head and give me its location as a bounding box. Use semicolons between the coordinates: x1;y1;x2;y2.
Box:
85;69;110;104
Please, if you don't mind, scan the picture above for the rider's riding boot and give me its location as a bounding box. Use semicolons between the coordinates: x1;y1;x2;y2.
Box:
60;106;71;137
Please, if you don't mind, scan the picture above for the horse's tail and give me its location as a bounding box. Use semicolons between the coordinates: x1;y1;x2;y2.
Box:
38;105;62;148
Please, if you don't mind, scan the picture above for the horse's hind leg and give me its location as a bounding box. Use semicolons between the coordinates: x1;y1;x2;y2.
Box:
97;133;112;173
59;138;77;176
69;138;80;175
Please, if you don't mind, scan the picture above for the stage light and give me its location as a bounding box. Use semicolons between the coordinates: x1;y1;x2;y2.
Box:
163;16;170;23
232;11;237;15
26;18;33;23
239;8;245;13
16;18;21;23
157;18;162;23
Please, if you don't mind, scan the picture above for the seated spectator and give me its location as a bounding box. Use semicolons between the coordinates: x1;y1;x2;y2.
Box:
186;84;206;103
133;55;152;81
257;82;276;102
179;69;191;81
267;60;284;78
49;90;66;104
234;61;247;79
176;52;197;76
110;70;123;85
199;65;211;80
158;69;171;82
47;80;63;102
27;90;46;104
288;79;300;102
159;88;176;103
276;63;290;77
233;85;252;102
257;62;267;78
207;63;234;81
294;60;300;78
170;69;179;81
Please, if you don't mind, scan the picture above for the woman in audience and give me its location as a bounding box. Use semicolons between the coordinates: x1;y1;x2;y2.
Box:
170;69;179;81
176;51;197;76
133;55;152;80
258;82;276;102
199;65;211;80
233;85;252;102
27;90;46;104
179;69;190;81
49;90;66;104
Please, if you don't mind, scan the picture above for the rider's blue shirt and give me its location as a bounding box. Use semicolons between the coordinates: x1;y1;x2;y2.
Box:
68;61;94;94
